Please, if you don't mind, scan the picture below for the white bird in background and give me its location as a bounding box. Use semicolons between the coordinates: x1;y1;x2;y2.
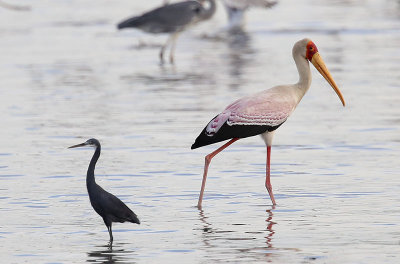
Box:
222;0;277;30
191;38;346;208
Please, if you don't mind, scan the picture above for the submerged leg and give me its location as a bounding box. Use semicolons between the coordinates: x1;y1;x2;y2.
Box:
108;224;113;245
104;219;113;245
197;138;239;209
266;145;276;205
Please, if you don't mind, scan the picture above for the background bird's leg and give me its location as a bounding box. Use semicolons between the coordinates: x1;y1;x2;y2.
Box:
160;33;178;63
160;38;171;63
197;138;239;209
266;145;276;205
169;32;179;64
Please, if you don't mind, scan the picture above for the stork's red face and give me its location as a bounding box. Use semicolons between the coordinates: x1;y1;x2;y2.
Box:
306;41;318;61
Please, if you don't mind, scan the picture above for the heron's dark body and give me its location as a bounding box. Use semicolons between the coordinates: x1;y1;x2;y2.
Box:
191;116;283;149
87;180;140;227
117;1;203;33
70;139;140;244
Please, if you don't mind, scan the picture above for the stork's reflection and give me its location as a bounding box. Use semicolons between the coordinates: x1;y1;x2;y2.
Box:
265;206;276;254
197;205;277;261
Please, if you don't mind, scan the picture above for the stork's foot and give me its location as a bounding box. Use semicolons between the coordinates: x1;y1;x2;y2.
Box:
266;186;276;206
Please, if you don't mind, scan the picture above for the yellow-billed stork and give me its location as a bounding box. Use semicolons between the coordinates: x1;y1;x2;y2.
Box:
192;38;346;208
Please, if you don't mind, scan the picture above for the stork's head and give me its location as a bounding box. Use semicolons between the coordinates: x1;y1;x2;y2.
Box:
68;138;100;149
295;38;346;107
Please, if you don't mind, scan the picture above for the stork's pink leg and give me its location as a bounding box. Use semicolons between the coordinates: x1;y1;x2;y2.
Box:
197;138;239;209
266;146;276;205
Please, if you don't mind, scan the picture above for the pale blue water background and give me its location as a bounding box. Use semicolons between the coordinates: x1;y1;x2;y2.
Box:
0;0;399;263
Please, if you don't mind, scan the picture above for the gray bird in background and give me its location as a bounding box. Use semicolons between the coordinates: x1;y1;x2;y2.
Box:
117;0;216;63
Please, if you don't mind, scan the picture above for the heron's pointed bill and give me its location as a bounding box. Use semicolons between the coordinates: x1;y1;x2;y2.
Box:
311;52;346;106
68;142;86;149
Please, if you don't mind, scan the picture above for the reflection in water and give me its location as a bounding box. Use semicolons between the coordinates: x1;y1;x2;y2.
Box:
209;29;256;81
225;28;255;91
264;206;276;258
199;27;255;91
87;244;136;264
198;206;277;262
198;209;214;249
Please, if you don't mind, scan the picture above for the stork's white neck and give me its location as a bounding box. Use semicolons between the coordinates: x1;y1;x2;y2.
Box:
293;51;312;103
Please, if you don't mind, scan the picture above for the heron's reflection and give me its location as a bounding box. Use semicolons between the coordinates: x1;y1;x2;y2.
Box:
87;243;136;264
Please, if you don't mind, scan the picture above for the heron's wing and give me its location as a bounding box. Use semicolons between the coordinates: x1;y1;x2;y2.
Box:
119;1;202;33
91;186;140;224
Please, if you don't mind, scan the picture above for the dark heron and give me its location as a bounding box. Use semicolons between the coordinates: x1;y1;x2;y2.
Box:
69;138;140;245
117;0;216;63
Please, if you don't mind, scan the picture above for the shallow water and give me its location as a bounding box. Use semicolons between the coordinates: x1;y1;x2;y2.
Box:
0;0;400;263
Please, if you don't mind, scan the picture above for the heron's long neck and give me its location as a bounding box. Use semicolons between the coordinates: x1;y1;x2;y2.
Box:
294;53;312;103
87;145;100;187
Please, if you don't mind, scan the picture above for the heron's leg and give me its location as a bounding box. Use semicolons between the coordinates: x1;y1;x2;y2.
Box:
197;138;239;209
108;224;113;245
104;218;114;245
265;145;276;205
169;32;180;64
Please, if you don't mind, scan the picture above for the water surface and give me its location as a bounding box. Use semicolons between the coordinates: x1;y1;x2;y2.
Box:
0;0;399;263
